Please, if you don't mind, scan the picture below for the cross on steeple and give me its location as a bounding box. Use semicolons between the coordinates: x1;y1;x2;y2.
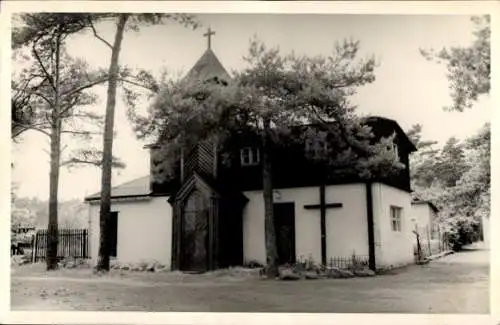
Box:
203;27;216;49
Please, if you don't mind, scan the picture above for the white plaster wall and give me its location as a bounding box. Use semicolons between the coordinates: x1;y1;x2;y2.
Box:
88;196;172;267
242;184;367;266
371;183;414;268
412;204;438;241
325;185;368;259
411;204;431;229
410;204;433;240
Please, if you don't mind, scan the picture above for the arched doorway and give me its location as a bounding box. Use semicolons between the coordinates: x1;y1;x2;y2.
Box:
181;190;209;272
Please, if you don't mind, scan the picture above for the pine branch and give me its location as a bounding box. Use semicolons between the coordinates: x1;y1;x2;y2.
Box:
60;159;100;167
31;37;56;92
60;155;125;169
60;130;102;135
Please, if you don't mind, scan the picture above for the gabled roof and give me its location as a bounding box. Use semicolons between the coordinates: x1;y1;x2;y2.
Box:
167;171;248;205
184;48;231;83
363;116;417;152
84;175;151;201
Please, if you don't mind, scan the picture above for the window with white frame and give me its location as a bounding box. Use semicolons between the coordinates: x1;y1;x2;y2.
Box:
390;206;403;232
240;147;260;166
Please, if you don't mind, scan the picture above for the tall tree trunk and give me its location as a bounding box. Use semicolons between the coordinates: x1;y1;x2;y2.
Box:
46;32;62;271
262;118;279;278
96;14;129;272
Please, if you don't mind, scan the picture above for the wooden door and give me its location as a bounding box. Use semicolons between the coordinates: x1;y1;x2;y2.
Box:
181;191;209;272
273;203;296;265
108;211;118;257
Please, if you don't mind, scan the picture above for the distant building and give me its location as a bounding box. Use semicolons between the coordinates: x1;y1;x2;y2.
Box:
410;200;445;257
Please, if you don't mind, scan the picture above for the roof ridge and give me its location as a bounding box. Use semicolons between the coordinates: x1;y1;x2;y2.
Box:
112;175;149;188
84;175;150;201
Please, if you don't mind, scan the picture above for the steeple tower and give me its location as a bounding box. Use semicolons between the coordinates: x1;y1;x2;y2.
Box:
184;28;231;84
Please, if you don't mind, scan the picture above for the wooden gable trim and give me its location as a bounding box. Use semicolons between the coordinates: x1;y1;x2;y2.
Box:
304;203;342;210
173;172;220;204
174;174;197;203
193;173;221;199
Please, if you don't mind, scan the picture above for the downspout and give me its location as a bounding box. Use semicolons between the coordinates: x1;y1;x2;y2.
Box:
320;183;326;266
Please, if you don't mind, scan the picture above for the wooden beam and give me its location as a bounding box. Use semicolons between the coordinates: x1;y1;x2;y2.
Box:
320;184;326;266
366;182;376;271
304;203;342;210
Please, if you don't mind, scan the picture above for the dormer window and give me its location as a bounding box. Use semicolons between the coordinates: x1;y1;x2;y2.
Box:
240;147;260;166
305;138;329;159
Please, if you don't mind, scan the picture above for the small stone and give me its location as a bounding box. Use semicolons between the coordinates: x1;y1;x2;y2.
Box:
66;261;76;269
338;269;355;278
354;268;375;277
324;267;355;279
247;260;264;269
279;268;301;280
304;271;319;279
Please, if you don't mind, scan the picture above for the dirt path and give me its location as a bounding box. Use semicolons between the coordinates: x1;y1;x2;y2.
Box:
11;247;490;313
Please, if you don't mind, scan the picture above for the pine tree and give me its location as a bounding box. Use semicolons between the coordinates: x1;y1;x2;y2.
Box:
131;38;403;277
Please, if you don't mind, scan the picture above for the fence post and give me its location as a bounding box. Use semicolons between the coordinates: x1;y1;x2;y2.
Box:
31;233;36;263
437;226;442;252
426;225;432;256
83;229;88;258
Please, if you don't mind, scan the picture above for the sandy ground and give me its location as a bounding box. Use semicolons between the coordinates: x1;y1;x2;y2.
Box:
10;245;489;313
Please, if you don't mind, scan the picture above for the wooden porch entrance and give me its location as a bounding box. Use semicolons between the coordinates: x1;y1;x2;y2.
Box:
180;190;209;272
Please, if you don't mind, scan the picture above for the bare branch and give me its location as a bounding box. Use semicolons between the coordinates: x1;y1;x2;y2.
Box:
57;93;81;118
89;20;113;49
60;76;109;98
60;144;69;155
21;120;52;129
32;91;54;106
22;124;51;137
118;77;156;91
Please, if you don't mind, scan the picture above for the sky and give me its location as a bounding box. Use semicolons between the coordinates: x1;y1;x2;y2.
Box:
11;14;491;201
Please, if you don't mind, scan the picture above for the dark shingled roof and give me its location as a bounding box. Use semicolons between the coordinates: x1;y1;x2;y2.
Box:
84;175;151;201
184;48;231;83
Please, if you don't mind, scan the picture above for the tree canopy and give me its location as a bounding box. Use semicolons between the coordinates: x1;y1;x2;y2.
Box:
409;123;490;249
421;15;490;111
131;38;403;183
